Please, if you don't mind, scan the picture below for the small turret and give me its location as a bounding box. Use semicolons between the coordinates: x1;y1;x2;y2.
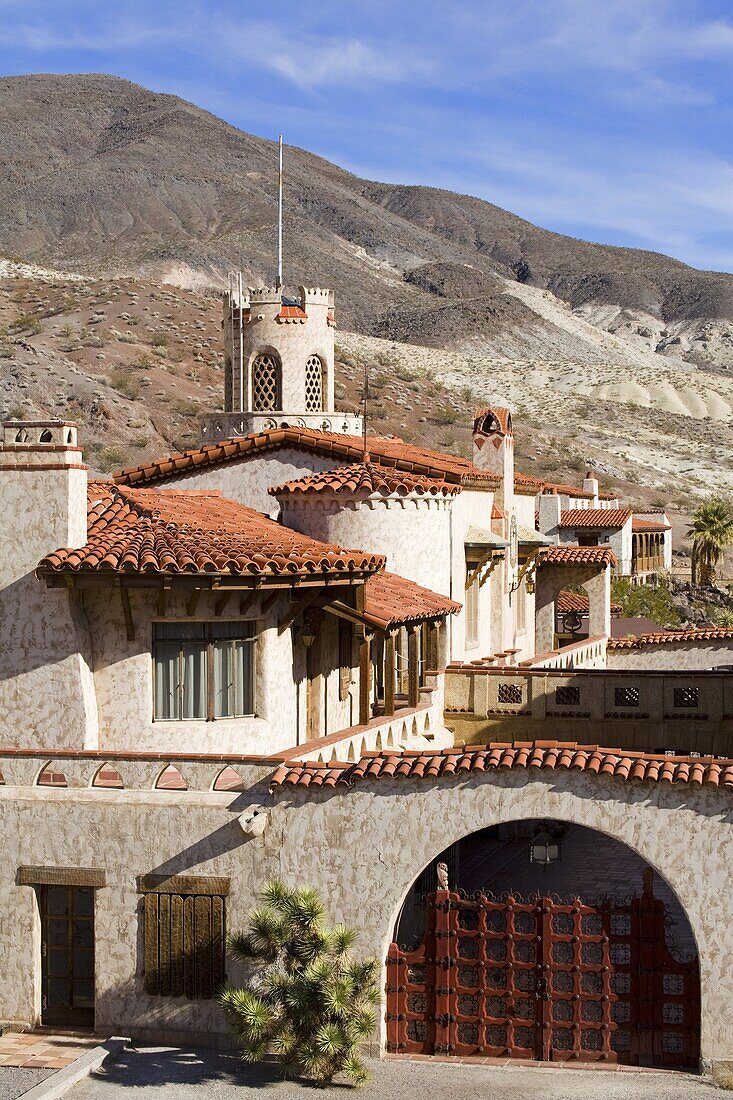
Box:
201;283;362;444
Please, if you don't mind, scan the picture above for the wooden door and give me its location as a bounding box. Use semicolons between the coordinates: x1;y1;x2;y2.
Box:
41;885;95;1027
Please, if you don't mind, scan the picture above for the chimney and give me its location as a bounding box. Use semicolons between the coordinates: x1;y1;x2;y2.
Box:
538;490;561;539
473;407;514;509
0;421;96;749
0;421;87;583
583;471;599;505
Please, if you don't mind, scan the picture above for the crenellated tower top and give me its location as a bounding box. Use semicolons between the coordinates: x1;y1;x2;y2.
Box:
201;281;360;445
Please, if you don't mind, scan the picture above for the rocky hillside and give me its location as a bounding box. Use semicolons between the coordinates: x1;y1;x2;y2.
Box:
1;260;727;561
2;73;733;375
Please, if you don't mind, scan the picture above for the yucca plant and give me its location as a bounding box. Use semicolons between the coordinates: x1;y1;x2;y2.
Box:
218;880;379;1086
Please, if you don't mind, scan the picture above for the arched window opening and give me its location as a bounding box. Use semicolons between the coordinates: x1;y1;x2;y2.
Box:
39;429;53;443
304;354;324;412
15;429;28;443
251;352;281;412
92;762;124;789
213;765;244;792
37;762;67;787
155;764;188;791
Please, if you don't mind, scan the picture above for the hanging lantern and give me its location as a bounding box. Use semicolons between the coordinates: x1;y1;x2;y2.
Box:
529;828;560;867
300;623;317;649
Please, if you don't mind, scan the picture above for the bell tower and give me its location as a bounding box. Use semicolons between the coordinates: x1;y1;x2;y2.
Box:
200;283;363;443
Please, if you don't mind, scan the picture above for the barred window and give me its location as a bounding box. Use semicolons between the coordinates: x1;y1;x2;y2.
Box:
252;352;281;411
305;355;324;412
614;686;640;708
153;622;255;720
498;683;523;704
673;687;699;709
556;685;580;707
140;877;228;1000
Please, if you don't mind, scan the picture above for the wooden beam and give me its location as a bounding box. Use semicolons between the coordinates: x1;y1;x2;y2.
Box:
214;591;231;617
407;625;419;708
384;631;396;716
119;586;135;642
156;586;167;618
186;589;201;617
278;589;321;635
259;589;283;618
238;590;260;617
323;599;372;629
359;631;372;725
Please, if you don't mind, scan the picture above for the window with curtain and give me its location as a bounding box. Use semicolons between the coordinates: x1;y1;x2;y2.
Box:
153;622;255;720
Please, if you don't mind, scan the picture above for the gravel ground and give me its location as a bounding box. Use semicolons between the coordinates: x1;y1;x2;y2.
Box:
0;1066;54;1100
68;1046;722;1100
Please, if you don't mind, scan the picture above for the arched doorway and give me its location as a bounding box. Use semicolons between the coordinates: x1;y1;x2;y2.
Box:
387;820;700;1069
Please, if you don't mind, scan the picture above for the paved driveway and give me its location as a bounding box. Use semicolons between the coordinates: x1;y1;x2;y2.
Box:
70;1046;722;1099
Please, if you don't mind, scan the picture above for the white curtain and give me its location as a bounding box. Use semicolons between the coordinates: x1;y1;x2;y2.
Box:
182;643;206;719
154;642;179;720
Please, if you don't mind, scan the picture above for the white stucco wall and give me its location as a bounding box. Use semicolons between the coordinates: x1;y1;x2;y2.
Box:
0;454;99;749
277;494;453;597
82;586;358;754
0;760;730;1067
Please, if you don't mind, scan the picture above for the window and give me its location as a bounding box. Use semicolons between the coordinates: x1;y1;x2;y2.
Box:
251;352;281;411
153;622;255;720
556;685;581;707
465;574;480;649
140;876;228;999
673;687;699;709
305;354;324;412
614;686;639;708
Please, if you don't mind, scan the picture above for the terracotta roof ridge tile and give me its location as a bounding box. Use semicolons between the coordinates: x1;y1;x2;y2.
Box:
270;740;733;792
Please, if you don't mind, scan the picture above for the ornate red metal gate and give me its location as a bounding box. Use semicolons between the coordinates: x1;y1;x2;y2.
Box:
386;883;699;1068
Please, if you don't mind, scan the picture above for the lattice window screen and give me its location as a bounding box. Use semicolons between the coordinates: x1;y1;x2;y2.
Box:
143;891;225;999
252;353;281;411
304;355;323;412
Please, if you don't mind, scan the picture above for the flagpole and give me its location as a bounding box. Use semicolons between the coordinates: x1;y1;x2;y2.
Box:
277;134;283;291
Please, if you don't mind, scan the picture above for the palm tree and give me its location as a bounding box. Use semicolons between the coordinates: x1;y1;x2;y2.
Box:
218;881;379;1086
688;498;733;586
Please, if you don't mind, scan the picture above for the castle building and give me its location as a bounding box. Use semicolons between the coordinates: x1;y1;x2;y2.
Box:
0;272;731;1076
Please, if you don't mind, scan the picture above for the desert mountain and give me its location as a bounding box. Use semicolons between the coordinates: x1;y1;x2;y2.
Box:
2;73;733;374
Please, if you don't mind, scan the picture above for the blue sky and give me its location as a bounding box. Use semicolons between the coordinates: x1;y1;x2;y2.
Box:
1;0;732;272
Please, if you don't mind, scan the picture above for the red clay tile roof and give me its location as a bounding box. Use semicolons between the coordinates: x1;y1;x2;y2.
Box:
270;742;733;791
540;545;617;567
39;483;385;579
269;462;460;499
546;482;595;500
557;590;622;614
608;628;733;649
559;508;631;529
364;571;461;629
278;304;308;320
113;428;500;489
632;516;671;532
514;471;545;495
514;476;617;502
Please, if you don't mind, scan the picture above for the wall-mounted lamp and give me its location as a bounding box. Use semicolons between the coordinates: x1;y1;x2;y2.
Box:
300;624;317;649
529;828;561;867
